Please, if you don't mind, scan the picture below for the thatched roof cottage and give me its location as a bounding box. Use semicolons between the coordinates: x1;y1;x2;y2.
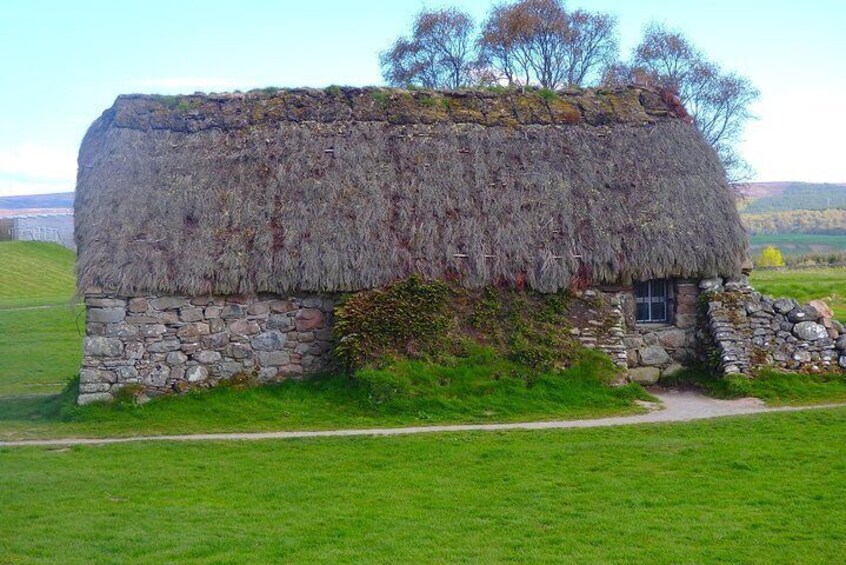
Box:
75;86;751;403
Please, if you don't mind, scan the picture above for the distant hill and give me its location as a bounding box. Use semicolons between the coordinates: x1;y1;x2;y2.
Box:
0;192;74;210
0;192;74;217
739;182;846;214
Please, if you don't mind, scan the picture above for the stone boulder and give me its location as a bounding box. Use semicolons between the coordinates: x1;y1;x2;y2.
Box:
772;298;795;314
787;307;814;323
657;329;687;349
808;299;833;321
87;307;126;323
660;363;685;379
251;331;287;351
84;336;123;357
629;367;661;386
792;322;828;341
638;345;670;367
186;365;208;383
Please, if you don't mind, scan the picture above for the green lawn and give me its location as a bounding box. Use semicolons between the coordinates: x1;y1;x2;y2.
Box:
0;350;650;441
0;241;76;308
0;241;82;396
2;408;846;563
0;305;84;396
750;267;846;321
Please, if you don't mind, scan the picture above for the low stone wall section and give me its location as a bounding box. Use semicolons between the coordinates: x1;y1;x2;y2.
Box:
79;292;334;404
569;289;629;369
704;279;846;375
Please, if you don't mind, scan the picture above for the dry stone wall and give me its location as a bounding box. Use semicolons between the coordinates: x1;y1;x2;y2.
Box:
703;278;846;375
568;289;629;369
79;291;334;404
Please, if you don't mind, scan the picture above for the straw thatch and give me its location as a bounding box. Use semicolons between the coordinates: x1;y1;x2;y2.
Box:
75;86;747;295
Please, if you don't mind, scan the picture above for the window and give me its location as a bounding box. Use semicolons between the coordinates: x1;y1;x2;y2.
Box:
635;279;670;323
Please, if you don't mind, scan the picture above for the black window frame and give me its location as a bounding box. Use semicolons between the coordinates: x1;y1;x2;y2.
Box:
634;279;671;324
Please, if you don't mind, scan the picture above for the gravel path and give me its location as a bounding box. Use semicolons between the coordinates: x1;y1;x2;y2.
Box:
2;389;844;448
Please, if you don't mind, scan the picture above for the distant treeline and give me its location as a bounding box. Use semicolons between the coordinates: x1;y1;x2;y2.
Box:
742;209;846;235
782;252;846;268
741;183;846;214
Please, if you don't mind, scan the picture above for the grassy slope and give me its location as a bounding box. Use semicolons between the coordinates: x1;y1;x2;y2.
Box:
0;241;76;308
2;409;846;563
750;267;846;321
0;242;83;396
0;351;649;441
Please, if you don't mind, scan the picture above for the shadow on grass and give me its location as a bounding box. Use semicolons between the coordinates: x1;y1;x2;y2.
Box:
660;365;846;405
0;385;74;423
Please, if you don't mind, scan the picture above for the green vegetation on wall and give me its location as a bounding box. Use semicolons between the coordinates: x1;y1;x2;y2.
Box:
334;277;452;371
334;277;596;376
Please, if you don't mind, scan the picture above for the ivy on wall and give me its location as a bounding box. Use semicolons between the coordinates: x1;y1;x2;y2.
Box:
334;277;589;374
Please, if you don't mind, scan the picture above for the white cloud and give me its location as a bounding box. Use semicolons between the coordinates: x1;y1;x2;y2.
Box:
0;144;76;197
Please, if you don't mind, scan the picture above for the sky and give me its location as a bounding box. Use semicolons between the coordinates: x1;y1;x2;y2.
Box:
0;0;844;197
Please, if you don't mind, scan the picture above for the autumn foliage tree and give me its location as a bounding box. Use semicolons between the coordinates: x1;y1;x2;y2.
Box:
757;246;785;268
478;0;617;88
380;1;617;90
379;8;478;89
604;24;759;182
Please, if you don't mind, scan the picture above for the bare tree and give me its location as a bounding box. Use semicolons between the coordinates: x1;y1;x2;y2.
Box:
380;8;477;89
478;0;617;88
561;10;618;87
606;24;759;182
478;3;533;86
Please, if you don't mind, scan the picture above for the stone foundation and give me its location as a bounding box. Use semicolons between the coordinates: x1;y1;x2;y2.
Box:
703;279;846;375
80;277;843;404
79;291;334;404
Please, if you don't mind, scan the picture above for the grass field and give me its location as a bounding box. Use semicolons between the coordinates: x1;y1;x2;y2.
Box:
2;408;846;563
0;242;83;396
0;241;76;308
749;233;846;257
750;267;846;321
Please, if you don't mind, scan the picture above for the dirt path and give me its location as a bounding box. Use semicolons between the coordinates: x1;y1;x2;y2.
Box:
2;389;844;448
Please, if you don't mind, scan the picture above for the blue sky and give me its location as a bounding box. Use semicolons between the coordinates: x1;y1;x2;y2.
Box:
0;0;844;196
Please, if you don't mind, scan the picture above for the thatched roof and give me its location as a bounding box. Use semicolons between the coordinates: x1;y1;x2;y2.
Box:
75;86;747;295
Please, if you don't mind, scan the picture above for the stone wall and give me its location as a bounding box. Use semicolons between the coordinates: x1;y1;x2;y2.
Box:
589;280;702;385
568;289;629;369
79;291;334;404
704;278;846;375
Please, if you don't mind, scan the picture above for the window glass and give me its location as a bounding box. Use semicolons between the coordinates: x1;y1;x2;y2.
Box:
651;279;665;298
635;279;669;323
652;301;666;321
